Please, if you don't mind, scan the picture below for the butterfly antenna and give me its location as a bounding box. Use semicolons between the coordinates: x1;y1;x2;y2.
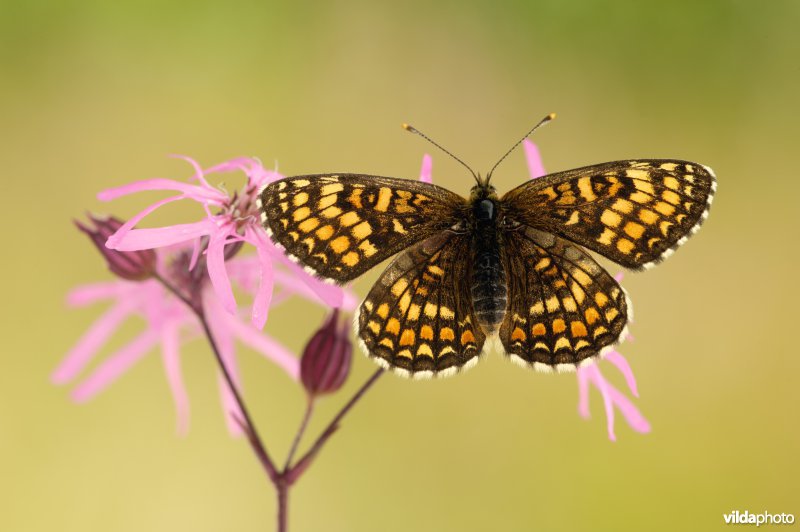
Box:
402;123;481;185
486;112;556;183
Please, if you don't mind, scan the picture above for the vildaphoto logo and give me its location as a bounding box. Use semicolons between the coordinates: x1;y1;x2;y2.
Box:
724;510;795;526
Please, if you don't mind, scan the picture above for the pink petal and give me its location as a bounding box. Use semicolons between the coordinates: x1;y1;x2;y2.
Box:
71;329;160;402
98;178;225;203
419;154;433;183
524;139;546;179
577;368;591;419
244;225;274;329
66;281;127;307
204;295;243;436
160;320;190;436
169;155;213;189
53;301;134;384
104;195;185;249
110;220;214;251
604;384;651;435
605;350;640;397
614;272;624;282
205;225;239;315
225;315;300;379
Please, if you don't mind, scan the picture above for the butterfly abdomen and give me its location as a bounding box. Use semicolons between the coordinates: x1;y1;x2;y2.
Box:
470;199;507;331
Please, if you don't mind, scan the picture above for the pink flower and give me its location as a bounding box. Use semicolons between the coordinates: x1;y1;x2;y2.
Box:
523;139;650;440
98;156;346;329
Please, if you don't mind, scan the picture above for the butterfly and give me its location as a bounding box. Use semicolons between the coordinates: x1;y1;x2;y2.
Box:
257;115;716;378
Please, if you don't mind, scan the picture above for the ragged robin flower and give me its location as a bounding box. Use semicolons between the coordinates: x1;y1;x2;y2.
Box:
300;309;352;398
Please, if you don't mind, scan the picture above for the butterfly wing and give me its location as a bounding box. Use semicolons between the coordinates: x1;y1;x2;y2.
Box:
501;160;715;269
259;174;466;283
498;226;630;372
356;232;486;378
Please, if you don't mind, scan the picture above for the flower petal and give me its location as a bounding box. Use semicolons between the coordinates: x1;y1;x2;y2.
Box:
104;195;186;249
419;154;433;183
605;350;640;397
66;281;127;307
70;329;160;402
53;301;134;384
205;224;239;315
110;220;214;251
524;139;546;179
244;225;274;329
98;178;225;203
160;319;190;436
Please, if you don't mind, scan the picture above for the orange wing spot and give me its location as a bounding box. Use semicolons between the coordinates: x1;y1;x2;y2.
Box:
312;253;328;263
545;296;560;313
638;208;659;225
593;326;608;339
293;192;309;206
552;319;566;334
595;292;609;308
654;201;675;216
397;349;413;359
659;220;674;236
416;344;434;358
407;304;421;321
616;238;635;254
662;190;681;205
391;278;409;297
339;211;360;227
511;327;526;342
321;206;342;219
423;302;437;318
605;308;620;322
612;198;634;214
316;225;334;240
663;176;680;190
554;337;571;351
377;303;390;319
302;237;315;252
347;189;363;209
321;183;344;195
534;257;551;271
293;207;311;222
399;329;416;346
288;231;299;242
440;327;455;341
298;217;320;233
358;239;377;257
585;307;600;324
428;264;445;277
392;219;408;233
574;340;591;351
386;318;400;335
660;163;679;171
623;221;645;239
460;330;476;346
596;228;615;246
577;177;597;201
330;236;350;254
647;237;661;249
318;194;337;209
291;179;310;188
571;321;588;337
398;293;411;314
572;269;592;287
379;338;394;349
420;325;434;341
633;178;655;194
532;323;547;336
367;321;381;334
562;296;577;312
342;251;359;266
351;221;372;240
375;187;392;212
627;169;650;180
629;191;651;204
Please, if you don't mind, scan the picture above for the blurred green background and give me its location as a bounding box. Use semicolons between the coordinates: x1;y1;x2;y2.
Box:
2;1;798;530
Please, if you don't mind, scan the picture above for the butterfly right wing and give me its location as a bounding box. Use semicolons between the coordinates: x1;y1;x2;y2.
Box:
499;226;630;372
356;232;487;378
259;174;465;283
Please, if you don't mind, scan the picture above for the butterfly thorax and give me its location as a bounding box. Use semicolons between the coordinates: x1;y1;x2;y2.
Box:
469;184;508;333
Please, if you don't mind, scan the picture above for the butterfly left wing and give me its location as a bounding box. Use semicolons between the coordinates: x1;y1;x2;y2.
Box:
356;232;486;378
259;174;465;283
501;160;715;269
499;226;630;372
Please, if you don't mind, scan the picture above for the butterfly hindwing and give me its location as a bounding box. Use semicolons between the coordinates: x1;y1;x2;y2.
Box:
499;226;630;372
356;232;486;378
259;174;465;283
501;160;715;269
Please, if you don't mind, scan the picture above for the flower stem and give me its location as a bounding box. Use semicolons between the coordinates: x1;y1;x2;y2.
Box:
289;368;384;481
284;399;315;471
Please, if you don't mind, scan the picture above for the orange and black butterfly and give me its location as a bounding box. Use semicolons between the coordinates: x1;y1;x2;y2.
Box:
257;115;715;378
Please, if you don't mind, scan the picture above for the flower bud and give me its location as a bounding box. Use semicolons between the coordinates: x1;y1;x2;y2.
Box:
300;309;352;397
75;214;157;281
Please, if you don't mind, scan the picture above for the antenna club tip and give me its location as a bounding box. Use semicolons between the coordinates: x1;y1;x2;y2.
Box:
402;123;412;131
547;112;557;120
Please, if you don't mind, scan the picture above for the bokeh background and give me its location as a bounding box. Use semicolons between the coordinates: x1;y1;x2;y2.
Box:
3;1;798;531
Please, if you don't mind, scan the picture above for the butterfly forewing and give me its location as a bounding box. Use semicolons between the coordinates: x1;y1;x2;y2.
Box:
499;227;629;372
357;232;486;378
502;160;715;269
259;174;465;283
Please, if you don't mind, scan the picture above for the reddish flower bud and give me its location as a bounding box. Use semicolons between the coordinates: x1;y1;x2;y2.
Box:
75;215;156;281
300;309;352;397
